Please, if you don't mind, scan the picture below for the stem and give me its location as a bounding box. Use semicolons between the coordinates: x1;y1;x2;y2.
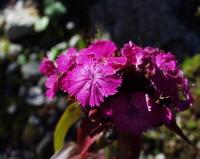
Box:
117;133;142;159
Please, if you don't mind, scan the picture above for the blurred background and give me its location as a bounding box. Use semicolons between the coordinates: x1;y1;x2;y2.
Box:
0;0;200;159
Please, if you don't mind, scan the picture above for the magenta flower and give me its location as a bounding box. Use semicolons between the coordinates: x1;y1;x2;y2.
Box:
171;70;193;111
107;57;127;70
112;92;156;134
77;40;127;70
112;92;174;134
155;52;177;71
121;42;175;73
56;48;77;73
148;52;177;96
45;74;59;98
121;42;156;75
89;40;117;59
121;41;143;65
39;58;56;76
150;68;177;97
59;73;69;93
39;57;60;98
39;39;193;152
76;48;95;65
150;51;192;110
64;62;122;107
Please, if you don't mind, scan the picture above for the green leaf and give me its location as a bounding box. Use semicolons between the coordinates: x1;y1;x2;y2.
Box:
77;38;87;49
44;1;67;18
48;42;67;61
17;54;26;65
48;48;62;61
0;38;10;54
54;102;83;152
188;120;198;130
34;16;49;32
182;54;200;78
44;0;55;6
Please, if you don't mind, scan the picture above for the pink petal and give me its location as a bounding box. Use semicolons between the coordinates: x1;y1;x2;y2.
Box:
76;48;95;64
155;52;177;71
39;58;56;76
56;48;77;73
107;57;127;70
121;41;142;65
90;40;117;59
45;74;59;98
65;63;122;107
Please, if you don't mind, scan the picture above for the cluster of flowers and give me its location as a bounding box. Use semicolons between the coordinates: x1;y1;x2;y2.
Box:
40;40;192;135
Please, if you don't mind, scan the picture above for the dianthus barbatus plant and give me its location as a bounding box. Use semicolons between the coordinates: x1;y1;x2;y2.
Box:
40;40;193;159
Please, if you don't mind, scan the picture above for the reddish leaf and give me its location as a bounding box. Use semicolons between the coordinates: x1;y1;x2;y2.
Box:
76;118;105;158
77;118;101;147
80;132;104;157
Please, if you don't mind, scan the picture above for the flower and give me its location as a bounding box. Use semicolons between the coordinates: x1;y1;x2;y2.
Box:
77;40;127;70
112;92;155;134
150;52;192;110
45;74;59;98
39;39;193;147
170;70;193;111
59;73;69;93
64;62;122;107
121;41;142;65
148;52;177;95
112;92;174;134
56;48;77;73
89;40;117;59
121;42;156;74
150;68;177;97
76;48;95;65
39;58;60;98
39;58;56;76
121;41;193;111
155;52;177;71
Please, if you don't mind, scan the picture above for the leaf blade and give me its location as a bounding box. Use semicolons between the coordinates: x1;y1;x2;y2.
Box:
54;102;83;152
